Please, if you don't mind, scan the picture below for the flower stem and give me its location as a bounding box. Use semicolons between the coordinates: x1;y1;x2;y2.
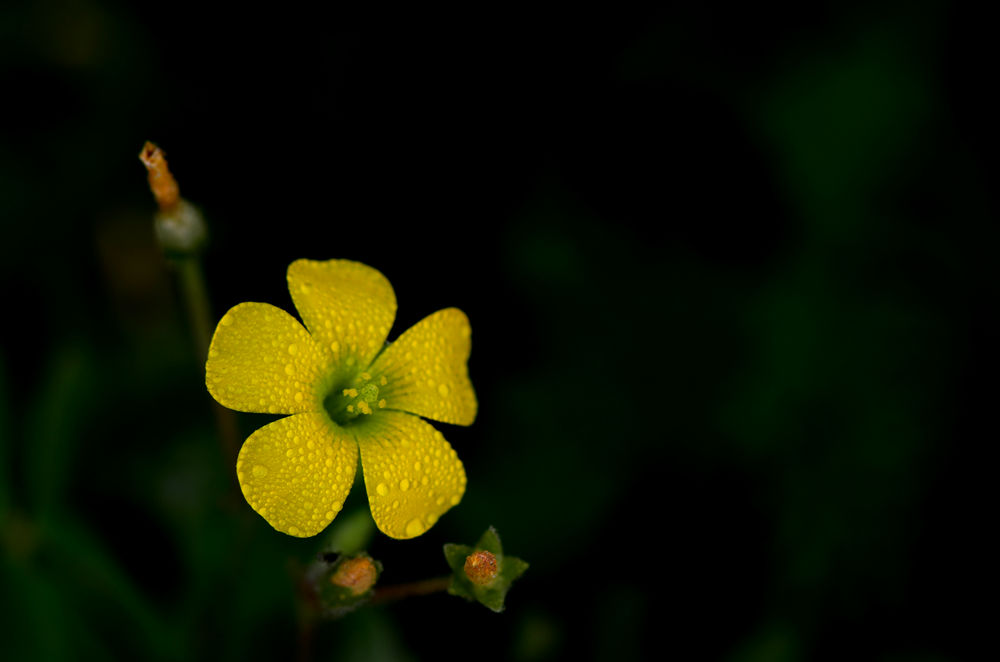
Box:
139;142;239;464
370;576;451;605
175;257;212;363
174;255;240;463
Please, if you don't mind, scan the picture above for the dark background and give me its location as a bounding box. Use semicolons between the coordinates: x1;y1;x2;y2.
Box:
1;1;994;660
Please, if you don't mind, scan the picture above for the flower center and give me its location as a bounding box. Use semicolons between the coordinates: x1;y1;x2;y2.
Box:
324;371;388;426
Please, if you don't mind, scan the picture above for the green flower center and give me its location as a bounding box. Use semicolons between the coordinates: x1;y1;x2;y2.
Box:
324;371;388;426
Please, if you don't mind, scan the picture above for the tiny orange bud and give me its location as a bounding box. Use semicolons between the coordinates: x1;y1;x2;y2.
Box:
330;556;377;596
464;550;498;586
139;141;180;211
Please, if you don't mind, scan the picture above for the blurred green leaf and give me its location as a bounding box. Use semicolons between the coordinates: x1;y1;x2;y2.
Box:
727;622;799;662
332;609;415;662
0;352;11;519
759;26;928;237
322;506;376;556
41;516;177;658
25;347;99;518
2;551;118;661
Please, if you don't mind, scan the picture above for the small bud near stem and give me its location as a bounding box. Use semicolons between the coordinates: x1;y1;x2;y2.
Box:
330;556;378;596
464;550;499;586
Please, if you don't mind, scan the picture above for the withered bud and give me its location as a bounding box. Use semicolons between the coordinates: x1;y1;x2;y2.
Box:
139;141;180;212
330;556;377;596
464;550;498;586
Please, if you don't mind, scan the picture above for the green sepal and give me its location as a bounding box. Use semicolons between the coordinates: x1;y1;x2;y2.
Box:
308;552;382;619
474;526;503;556
443;526;529;613
443;544;476;602
499;556;529;585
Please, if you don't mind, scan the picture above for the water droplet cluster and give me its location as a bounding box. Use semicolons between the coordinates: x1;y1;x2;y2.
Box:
236;413;357;537
207;302;327;414
358;411;467;539
369;308;477;425
288;259;396;369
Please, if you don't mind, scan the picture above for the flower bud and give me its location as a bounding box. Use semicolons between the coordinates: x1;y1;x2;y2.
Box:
330;555;378;596
139;142;180;212
463;550;498;586
139;142;207;255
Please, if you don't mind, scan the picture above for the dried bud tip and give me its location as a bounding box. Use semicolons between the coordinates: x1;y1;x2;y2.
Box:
330;556;377;596
139;141;180;211
464;550;498;586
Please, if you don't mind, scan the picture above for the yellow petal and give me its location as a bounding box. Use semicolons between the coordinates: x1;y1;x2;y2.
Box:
237;413;358;537
353;411;466;539
369;308;477;425
206;302;331;414
287;259;396;370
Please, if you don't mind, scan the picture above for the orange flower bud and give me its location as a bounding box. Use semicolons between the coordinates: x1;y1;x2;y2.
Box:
330;556;377;596
464;550;498;586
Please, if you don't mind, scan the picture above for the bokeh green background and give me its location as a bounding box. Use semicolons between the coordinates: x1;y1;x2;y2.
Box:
1;2;993;660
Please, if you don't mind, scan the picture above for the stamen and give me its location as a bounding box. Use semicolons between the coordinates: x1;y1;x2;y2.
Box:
325;372;390;424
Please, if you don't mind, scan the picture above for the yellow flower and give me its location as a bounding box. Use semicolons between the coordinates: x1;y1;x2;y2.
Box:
205;259;476;539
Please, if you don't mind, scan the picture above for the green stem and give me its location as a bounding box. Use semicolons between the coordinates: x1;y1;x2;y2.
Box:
173;255;239;464
175;257;212;362
370;576;451;605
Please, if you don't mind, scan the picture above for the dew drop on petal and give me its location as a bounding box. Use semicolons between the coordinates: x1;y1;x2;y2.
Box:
376;483;388;496
253;465;268;478
405;518;425;537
